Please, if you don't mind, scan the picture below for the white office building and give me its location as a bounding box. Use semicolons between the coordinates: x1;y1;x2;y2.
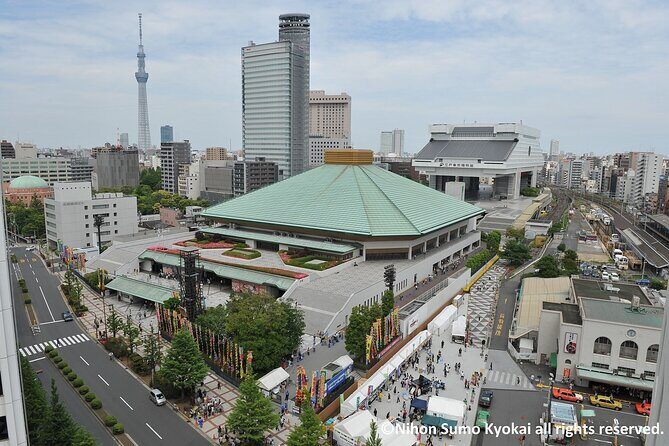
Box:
630;152;663;207
646;293;669;446
308;90;351;167
549;139;560;160
1;157;71;186
44;182;138;251
380;129;404;156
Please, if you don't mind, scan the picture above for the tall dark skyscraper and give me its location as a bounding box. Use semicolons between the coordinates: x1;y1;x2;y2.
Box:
242;13;310;179
161;125;174;143
135;13;151;151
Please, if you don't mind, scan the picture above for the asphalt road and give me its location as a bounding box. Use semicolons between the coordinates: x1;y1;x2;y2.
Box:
475;388;646;446
11;247;210;446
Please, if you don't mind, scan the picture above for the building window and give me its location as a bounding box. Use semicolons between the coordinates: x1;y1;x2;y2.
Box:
0;416;7;440
85;224;89;228
591;362;609;370
86;233;89;237
644;371;656;379
593;337;612;355
617;366;635;376
620;340;638;360
646;344;659;363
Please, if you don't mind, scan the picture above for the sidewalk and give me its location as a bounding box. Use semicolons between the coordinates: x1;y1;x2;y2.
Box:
65;272;299;445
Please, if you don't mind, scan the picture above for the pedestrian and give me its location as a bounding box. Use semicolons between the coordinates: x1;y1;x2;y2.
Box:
489;362;493;371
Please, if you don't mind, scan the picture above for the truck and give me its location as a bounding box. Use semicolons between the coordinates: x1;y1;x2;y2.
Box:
602;216;611;225
615;255;629;270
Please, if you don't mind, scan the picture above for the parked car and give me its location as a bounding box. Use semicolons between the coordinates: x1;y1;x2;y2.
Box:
26;246;36;251
609;272;620;282
479;390;494;407
61;311;74;322
589;395;622;410
552;388;584;403
601;271;610;281
476;410;490;428
635;402;651;416
149;389;166;406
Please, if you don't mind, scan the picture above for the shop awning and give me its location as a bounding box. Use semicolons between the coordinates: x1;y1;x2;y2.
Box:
576;366;654;391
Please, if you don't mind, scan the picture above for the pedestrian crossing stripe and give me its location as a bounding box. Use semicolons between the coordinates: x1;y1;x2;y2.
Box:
487;370;534;390
19;334;89;357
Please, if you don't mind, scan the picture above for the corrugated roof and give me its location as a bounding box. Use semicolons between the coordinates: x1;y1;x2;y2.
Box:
201;164;483;237
512;277;571;338
415;140;517;162
580;298;664;328
105;276;175;304
138;250;296;290
649;214;669;230
199;227;356;254
576;366;654;391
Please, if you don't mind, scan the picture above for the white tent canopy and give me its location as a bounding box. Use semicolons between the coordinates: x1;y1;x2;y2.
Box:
427;396;465;423
341;330;431;417
427;305;458;335
334;410;418;446
257;367;290;393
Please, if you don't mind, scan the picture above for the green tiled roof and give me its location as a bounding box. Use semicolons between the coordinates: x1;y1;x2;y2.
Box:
580;298;664;328
105;276;175;304
201;164;484;237
576;366;654;391
199;227;356;254
138;250;295;291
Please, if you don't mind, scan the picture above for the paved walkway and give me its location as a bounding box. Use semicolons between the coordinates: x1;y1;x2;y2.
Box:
466;264;507;345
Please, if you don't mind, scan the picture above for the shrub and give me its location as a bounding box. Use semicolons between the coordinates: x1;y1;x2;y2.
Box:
24;297;32;304
57;362;67;370
112;423;125;435
48;349;59;358
90;399;102;410
72;378;84;388
129;353;147;375
67;372;77;381
44;345;54;353
233;242;249;249
104;337;128;358
53;355;63;363
18;278;26;287
84;392;96;402
78;386;89;395
62;366;72;374
104;415;118;427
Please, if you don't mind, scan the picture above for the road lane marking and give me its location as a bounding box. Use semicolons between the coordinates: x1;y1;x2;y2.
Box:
146;423;163;440
120;396;134;411
74;334;88;342
98;374;110;386
35;277;38;283
60;337;72;346
38;286;55;322
80;356;90;366
28;357;45;363
39;320;65;326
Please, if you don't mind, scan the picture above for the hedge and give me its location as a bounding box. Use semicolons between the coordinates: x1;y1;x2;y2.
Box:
90;399;102;410
48;350;59;358
57;362;67;370
104;415;118;427
53;356;63;364
84;392;96;402
67;372;77;381
62;367;72;375
112;424;125;435
78;386;89;395
44;345;54;353
72;378;84;388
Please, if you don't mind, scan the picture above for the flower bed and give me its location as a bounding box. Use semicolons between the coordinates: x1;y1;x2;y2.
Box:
174;240;234;249
223;248;261;260
278;250;342;271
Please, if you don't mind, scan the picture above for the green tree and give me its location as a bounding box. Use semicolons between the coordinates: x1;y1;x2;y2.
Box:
486;230;501;253
344;304;383;361
466;249;491;273
93;214;105;254
224;293;304;374
536;256;560;278
227;371;279;445
195;304;227;333
21;356;49;445
126;324;141;354
562;249;579;275
106;309;123;338
506;227;526;240
381;290;395;317
502;240;531;266
159;329;208;398
365;421;382;446
72;427;98;446
650;278;667;290
287;402;325;446
163;296;181;311
140;167;162;190
143;327;163;384
383;264;396;291
557;243;566;252
42;379;77;446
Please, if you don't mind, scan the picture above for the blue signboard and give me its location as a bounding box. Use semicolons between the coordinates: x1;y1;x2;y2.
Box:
325;365;351;395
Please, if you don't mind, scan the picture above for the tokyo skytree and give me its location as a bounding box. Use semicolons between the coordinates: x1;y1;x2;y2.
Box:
135;13;151;151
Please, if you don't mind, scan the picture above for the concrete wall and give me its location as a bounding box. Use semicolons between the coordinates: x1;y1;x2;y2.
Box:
95;151;140;189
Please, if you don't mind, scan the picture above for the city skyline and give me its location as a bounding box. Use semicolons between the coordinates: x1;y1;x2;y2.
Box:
1;1;668;156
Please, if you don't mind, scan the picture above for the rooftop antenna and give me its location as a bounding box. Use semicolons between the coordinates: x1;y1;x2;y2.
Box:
138;13;143;46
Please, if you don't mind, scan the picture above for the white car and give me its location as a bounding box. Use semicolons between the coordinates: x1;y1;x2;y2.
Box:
610;272;620;282
25;246;36;251
601;271;610;280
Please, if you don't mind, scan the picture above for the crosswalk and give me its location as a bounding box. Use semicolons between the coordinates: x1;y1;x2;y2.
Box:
19;333;90;357
486;370;535;390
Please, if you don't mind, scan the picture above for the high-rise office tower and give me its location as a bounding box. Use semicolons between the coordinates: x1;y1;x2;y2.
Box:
380;129;404;156
119;132;129;149
549;139;559;160
161;125;173;143
161;140;192;194
242;14;310;180
135;13;151;152
308;91;351;167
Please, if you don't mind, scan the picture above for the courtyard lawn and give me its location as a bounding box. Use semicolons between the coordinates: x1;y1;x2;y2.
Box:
223;248;262;260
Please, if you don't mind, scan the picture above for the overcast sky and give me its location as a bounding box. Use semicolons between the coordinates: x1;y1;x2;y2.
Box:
1;0;668;156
